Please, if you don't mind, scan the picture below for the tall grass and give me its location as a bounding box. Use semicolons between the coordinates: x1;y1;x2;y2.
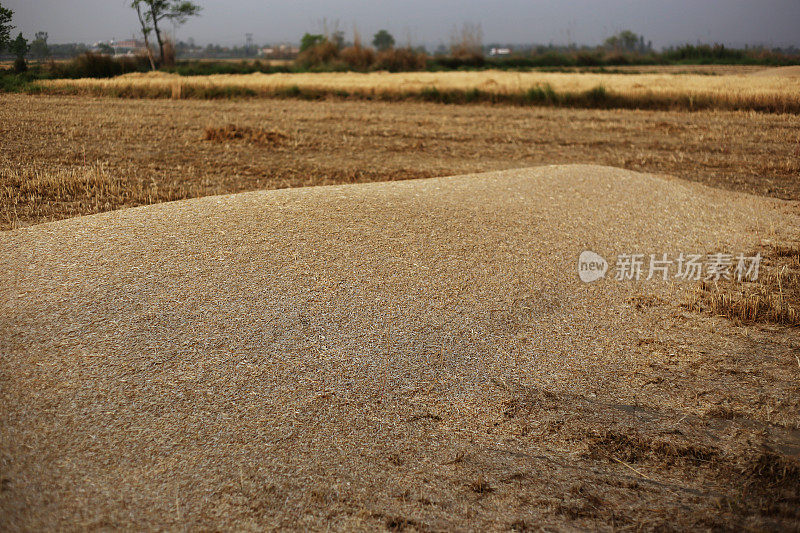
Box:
35;70;800;113
162;39;177;68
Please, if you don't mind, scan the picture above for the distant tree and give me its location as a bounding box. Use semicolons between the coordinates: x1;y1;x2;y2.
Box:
0;3;13;53
330;30;345;49
130;1;201;66
30;31;49;60
449;22;483;60
372;29;395;51
97;42;114;55
604;30;650;53
10;32;28;72
300;33;325;52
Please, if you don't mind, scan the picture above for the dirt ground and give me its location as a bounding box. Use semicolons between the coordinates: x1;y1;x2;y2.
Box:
2;93;799;230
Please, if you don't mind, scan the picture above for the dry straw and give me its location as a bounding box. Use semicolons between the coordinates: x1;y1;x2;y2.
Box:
38;70;800;113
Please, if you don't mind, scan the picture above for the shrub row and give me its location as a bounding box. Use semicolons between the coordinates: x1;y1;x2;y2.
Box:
297;43;429;72
5;42;799;82
49;53;151;79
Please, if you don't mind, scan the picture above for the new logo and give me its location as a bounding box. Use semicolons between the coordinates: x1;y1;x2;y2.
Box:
578;251;608;283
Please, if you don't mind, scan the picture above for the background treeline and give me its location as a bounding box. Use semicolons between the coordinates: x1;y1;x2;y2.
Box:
4;28;800;80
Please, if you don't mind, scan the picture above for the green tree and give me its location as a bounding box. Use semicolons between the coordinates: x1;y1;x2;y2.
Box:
30;31;49;60
131;1;201;66
372;29;395;51
97;42;114;55
604;30;649;53
10;32;28;72
0;3;13;53
300;33;325;52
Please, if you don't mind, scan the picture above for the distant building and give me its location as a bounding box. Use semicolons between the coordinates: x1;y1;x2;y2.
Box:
259;44;299;59
489;47;512;56
111;39;147;56
91;39;147;56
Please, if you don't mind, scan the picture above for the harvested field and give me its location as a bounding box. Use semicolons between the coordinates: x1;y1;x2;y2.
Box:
2;93;799;230
750;65;800;77
2;166;799;530
202;124;289;145
36;70;800;113
2;83;800;530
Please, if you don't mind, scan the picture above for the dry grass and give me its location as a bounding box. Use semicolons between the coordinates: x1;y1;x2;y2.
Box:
202;124;288;145
686;245;800;326
1;164;201;230
2;93;799;230
36;70;800;113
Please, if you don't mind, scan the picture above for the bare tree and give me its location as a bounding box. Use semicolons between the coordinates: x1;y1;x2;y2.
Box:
130;1;201;67
131;1;157;70
449;22;483;60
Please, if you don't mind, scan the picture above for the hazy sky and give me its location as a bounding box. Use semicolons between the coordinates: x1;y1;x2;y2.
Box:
6;0;800;48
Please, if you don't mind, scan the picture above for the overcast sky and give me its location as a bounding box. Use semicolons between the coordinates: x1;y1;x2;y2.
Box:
6;0;800;48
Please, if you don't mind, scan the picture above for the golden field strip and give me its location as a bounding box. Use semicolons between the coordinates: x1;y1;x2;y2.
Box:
37;70;800;113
